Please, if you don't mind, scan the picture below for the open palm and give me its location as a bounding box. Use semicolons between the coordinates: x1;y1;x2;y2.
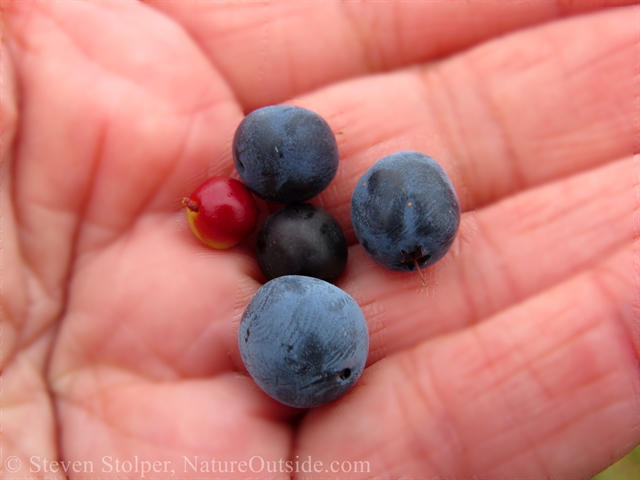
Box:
2;1;638;479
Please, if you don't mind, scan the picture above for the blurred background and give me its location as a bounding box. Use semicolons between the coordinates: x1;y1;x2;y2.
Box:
592;445;639;480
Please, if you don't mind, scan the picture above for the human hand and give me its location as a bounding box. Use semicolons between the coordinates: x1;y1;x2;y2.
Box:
2;1;638;479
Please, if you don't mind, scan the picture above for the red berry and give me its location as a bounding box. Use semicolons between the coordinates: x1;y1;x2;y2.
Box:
182;177;259;249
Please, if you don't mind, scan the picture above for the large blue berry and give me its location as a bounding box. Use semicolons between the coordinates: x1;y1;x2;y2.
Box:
232;105;339;204
256;203;347;283
238;276;369;409
351;151;460;272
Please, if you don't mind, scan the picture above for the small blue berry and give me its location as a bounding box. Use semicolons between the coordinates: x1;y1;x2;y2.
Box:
238;276;369;409
351;151;461;272
256;203;348;283
233;105;339;204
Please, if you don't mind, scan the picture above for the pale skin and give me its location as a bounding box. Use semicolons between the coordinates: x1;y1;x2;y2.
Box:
1;1;638;479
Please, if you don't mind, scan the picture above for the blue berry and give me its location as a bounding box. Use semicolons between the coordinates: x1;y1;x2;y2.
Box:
238;276;369;409
233;105;339;204
350;151;460;272
256;203;347;283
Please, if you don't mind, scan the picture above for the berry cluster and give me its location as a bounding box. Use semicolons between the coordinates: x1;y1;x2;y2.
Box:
234;105;348;283
182;105;460;409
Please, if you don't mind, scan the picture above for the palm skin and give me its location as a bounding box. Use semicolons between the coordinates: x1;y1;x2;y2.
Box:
1;1;638;479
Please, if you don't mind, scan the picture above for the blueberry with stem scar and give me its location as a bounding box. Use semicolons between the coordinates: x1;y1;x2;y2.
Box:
350;151;460;280
238;275;369;409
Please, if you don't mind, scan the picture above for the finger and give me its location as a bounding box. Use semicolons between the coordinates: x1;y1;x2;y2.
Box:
143;0;638;110
297;5;638;229
342;155;636;363
297;240;639;479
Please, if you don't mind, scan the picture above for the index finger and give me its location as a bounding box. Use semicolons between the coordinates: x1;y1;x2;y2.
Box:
143;0;638;110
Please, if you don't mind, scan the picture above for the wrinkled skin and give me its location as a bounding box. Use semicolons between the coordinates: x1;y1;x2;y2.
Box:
1;1;638;479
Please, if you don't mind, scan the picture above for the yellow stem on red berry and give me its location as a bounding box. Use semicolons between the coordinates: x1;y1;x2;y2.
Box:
182;197;199;213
